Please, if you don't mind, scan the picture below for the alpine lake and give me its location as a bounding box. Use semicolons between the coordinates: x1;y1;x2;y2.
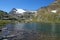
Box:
0;22;60;40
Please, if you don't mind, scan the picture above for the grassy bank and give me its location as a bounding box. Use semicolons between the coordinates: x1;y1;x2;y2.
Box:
0;20;11;26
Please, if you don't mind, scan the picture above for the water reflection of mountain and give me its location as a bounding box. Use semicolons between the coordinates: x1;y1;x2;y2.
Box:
1;23;60;40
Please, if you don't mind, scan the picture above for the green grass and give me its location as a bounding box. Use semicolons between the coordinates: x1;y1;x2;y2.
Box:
0;20;11;26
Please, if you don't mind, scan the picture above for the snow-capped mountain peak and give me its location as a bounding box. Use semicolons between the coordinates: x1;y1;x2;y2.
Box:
9;8;37;15
16;8;26;13
9;8;26;14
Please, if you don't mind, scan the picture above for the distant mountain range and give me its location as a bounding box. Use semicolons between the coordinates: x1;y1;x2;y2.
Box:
0;0;60;23
8;8;37;20
9;8;37;14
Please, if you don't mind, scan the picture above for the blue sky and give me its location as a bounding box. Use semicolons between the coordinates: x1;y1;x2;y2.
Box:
0;0;54;12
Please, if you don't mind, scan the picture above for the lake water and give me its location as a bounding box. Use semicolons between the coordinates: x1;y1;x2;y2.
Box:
0;22;60;40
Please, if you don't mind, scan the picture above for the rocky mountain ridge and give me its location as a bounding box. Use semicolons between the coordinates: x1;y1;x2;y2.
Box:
36;0;60;23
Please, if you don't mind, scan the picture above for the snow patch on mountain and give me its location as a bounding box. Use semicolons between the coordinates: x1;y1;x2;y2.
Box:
16;8;26;13
51;10;57;13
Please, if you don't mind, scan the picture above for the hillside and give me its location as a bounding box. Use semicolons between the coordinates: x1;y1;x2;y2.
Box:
37;0;60;23
0;10;12;26
0;10;10;18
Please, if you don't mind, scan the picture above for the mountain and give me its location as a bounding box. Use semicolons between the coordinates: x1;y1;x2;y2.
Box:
37;0;60;13
9;8;26;15
37;0;60;23
9;8;37;14
9;8;37;21
0;10;9;19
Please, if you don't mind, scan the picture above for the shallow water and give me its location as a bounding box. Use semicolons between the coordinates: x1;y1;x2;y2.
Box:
1;22;60;40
